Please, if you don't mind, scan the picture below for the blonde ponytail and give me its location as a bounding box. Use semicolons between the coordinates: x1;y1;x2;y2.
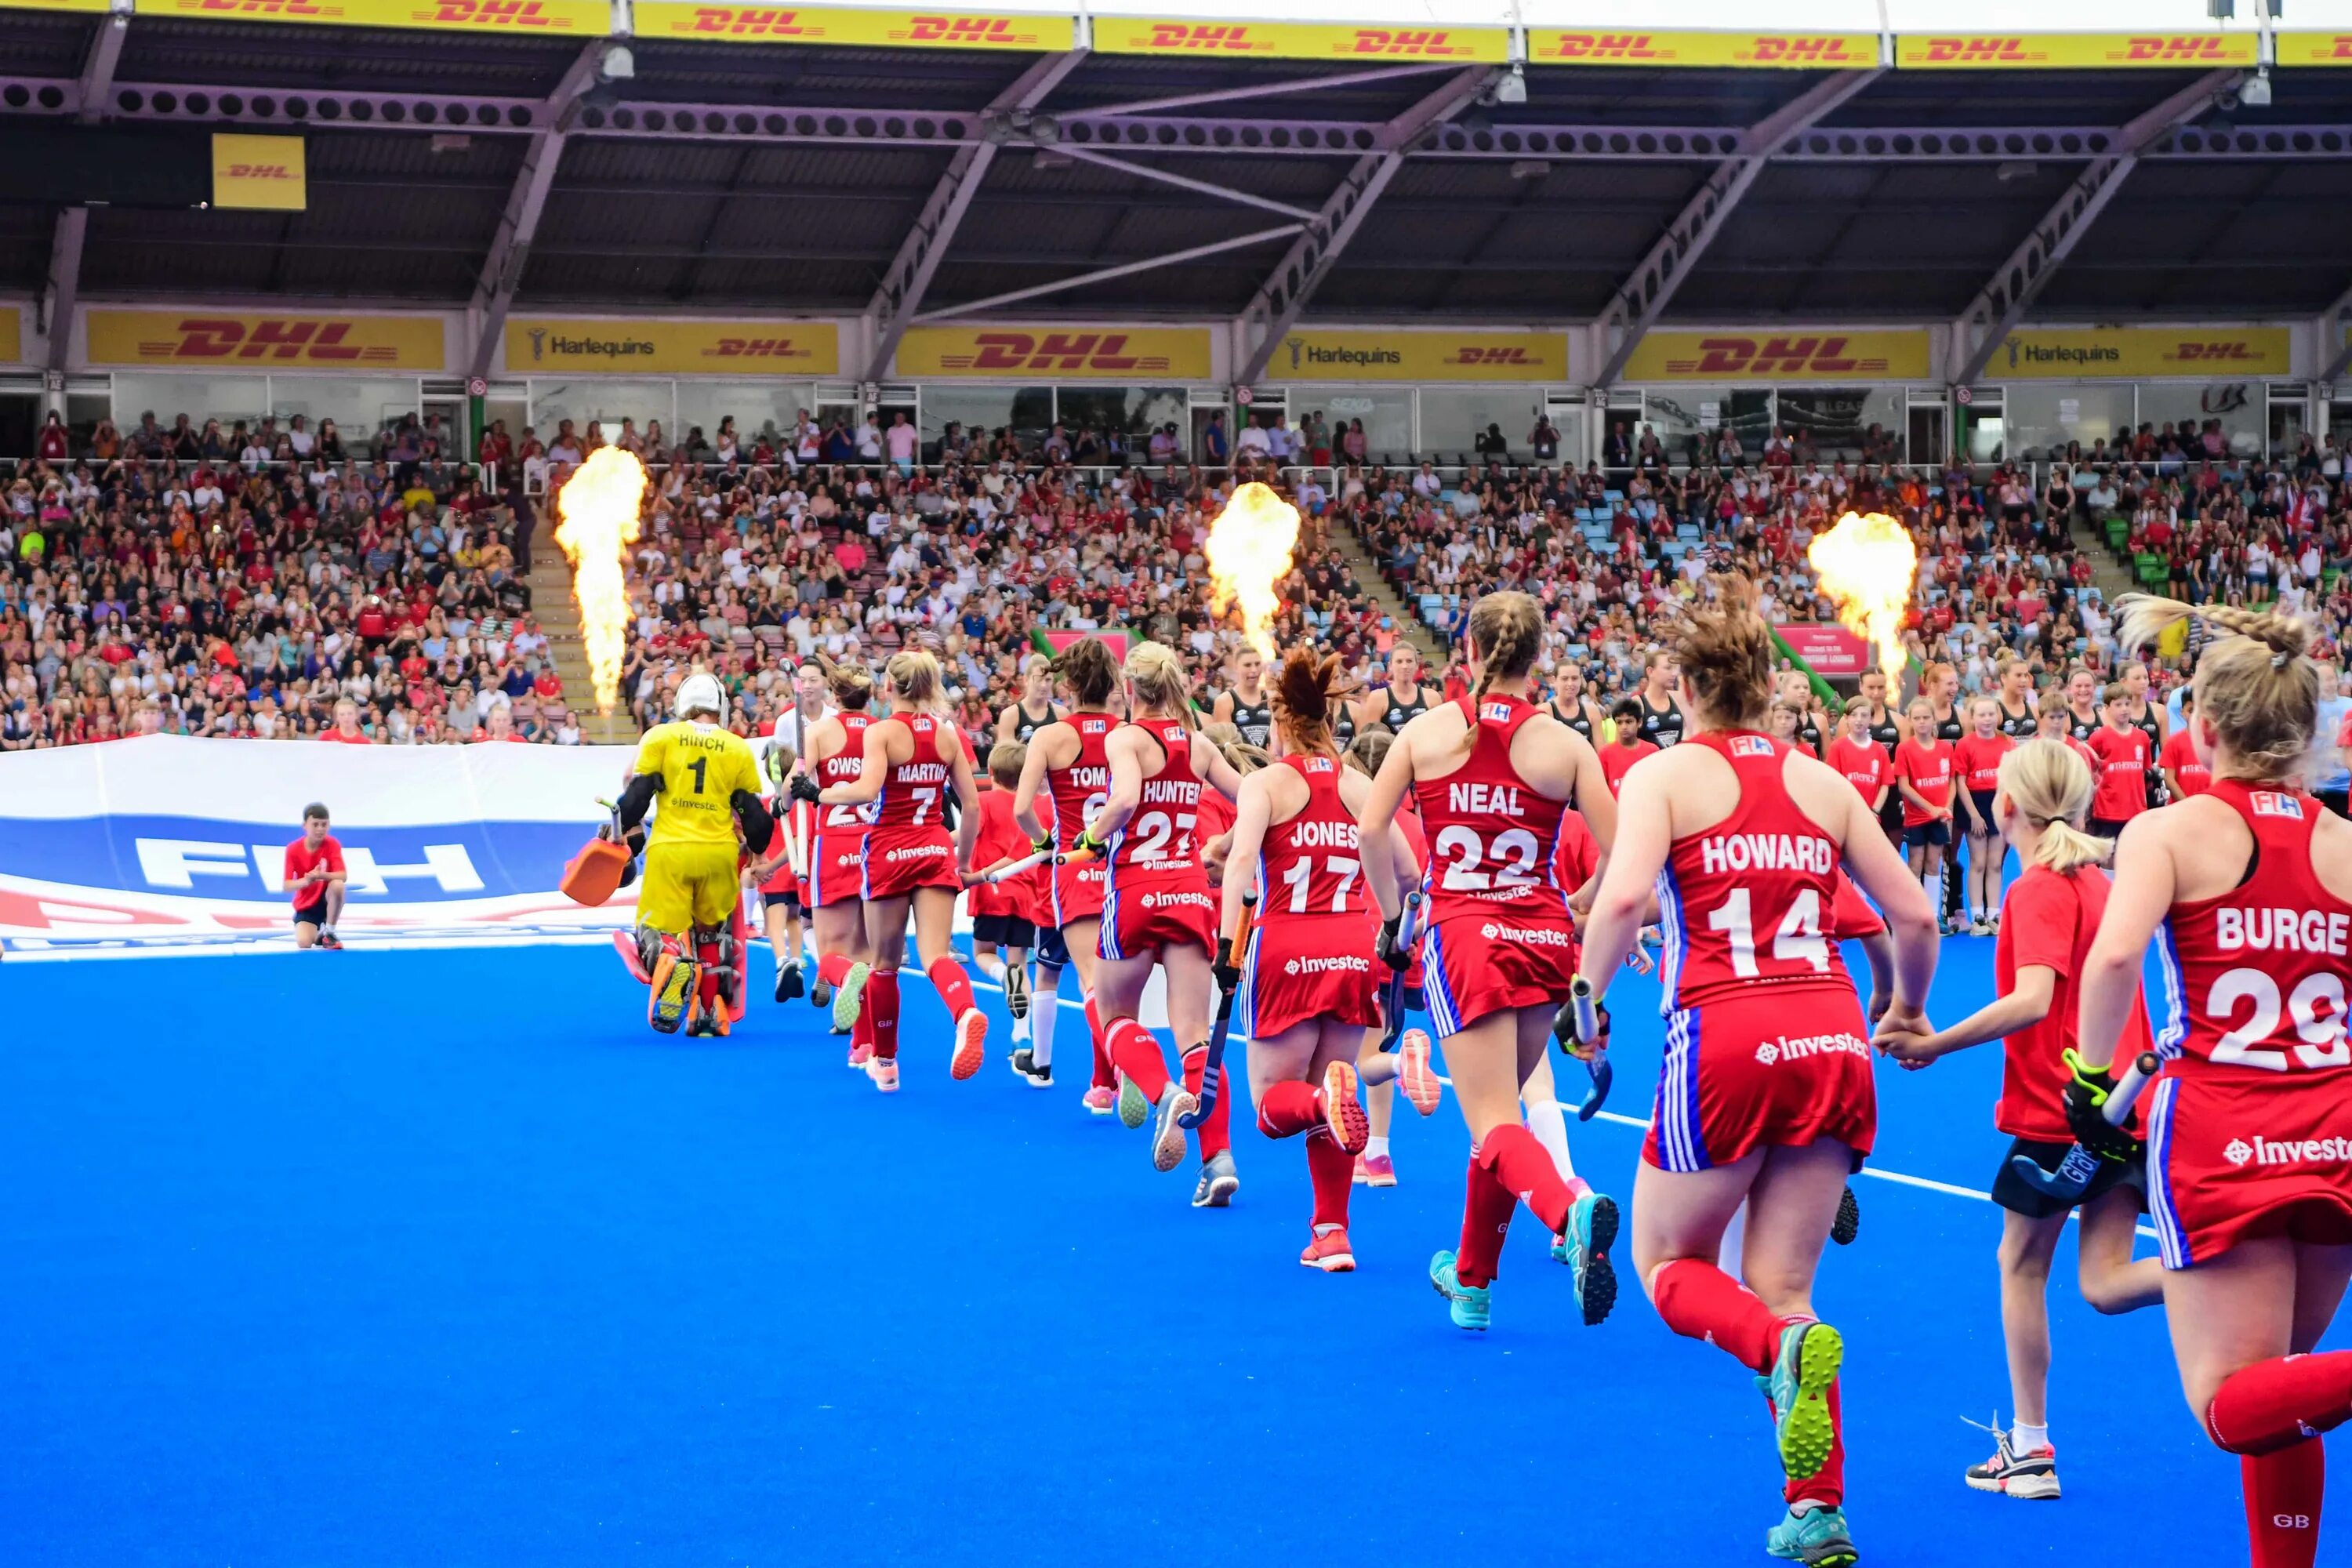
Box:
2115;592;2318;784
1997;738;2109;875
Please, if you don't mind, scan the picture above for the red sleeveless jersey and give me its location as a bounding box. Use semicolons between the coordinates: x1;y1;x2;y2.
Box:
869;713;953;832
1108;718;1204;875
814;712;875;837
1411;694;1574;924
1044;713;1113;849
2154;781;2352;1075
1658;730;1853;1014
1258;753;1364;921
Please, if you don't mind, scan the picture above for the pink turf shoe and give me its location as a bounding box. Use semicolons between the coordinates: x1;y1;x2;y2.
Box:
1398;1029;1443;1116
1321;1060;1370;1155
1082;1085;1117;1116
1360;1152;1396;1187
1299;1227;1356;1273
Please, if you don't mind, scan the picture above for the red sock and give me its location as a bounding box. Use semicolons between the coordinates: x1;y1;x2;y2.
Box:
2245;1442;2326;1568
1181;1046;1231;1159
925;955;975;1021
1476;1123;1577;1236
2209;1352;2352;1454
851;1001;873;1051
1785;1382;1845;1508
818;951;855;987
1257;1080;1323;1138
1652;1258;1792;1374
1084;994;1116;1090
867;970;901;1060
1456;1144;1518;1287
1305;1127;1353;1229
1105;1017;1169;1102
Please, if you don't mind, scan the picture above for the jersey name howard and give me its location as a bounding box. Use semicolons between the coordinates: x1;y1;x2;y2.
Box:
1695;832;1836;877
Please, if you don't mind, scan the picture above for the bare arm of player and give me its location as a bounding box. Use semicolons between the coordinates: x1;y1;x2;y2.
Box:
1336;765;1418;901
1011;722;1066;844
1565;728;1617;911
1219;771;1274;937
1877;964;2054;1067
1355;714;1421;923
1574;750;1673;1000
818;718;897;806
1820;763;1938;1020
945;726;982;870
1198;739;1245;804
1857;926;1895;1028
2076;813;2179;1073
1085;725;1148;845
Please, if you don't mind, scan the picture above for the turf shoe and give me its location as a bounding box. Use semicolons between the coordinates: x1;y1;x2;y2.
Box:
1081;1085;1117;1116
1116;1074;1151;1129
1299;1227;1356;1272
1361;1152;1396;1187
1550;1189;1620;1326
1831;1184;1861;1247
1010;1047;1053;1088
831;960;870;1032
1398;1029;1442;1115
1428;1250;1491;1330
1149;1084;1200;1172
1964;1428;2059;1500
1005;965;1030;1022
775;963;804;1004
1765;1504;1859;1567
1192;1150;1240;1208
1761;1320;1845;1483
648;950;695;1035
1320;1060;1370;1154
865;1055;899;1094
315;930;344;951
949;1009;989;1080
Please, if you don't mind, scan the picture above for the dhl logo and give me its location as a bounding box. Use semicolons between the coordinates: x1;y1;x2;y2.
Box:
138;319;401;364
896;16;1040;45
419;0;571;26
1342;29;1479;57
223;164;296;180
2310;35;2352;59
1915;38;2043;64
2115;36;2233;62
1450;347;1539;366
684;5;815;35
941;332;1169;374
1142;24;1271;52
183;0;343;15
1747;37;1869;64
702;338;815;360
1664;336;1888;377
2165;341;2262;362
1538;32;1668;60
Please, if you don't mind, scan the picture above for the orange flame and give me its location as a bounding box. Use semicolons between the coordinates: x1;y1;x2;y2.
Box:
1806;511;1918;688
1204;481;1299;661
554;446;646;713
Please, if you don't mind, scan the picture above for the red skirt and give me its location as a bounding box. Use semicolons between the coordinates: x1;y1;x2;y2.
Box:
861;826;960;900
1240;913;1380;1039
2146;1061;2352;1269
1420;908;1578;1036
808;826;867;909
1099;866;1215;960
1642;984;1876;1172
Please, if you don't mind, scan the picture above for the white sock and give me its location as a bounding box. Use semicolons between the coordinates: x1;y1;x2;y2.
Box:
1719;1203;1747;1278
1029;971;1058;1069
1523;1097;1575;1181
1923;869;1944;916
975;953;1005;983
1364;1134;1389;1160
2012;1421;2049;1454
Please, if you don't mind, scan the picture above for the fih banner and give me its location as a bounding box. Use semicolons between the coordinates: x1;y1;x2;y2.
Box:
0;736;638;955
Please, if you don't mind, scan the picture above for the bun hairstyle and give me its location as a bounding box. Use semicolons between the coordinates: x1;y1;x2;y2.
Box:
884;648;942;707
814;650;873;710
2116;593;2317;784
1123;640;1192;720
1998;738;2111;875
1345;727;1393;777
1271;648;1341;757
1221;738;1272;775
1671;574;1775;731
1056;635;1120;709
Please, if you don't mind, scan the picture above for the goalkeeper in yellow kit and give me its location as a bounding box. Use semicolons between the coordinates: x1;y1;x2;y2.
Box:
615;673;779;1034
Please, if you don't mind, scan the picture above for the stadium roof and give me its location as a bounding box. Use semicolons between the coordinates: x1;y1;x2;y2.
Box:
5;0;2352;384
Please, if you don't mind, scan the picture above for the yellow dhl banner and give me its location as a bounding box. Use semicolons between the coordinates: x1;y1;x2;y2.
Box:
0;0;111;13
1527;30;1875;68
1096;18;1504;62
1896;32;2256;69
1991;327;2292;380
211;134;306;212
506;318;842;376
136;0;608;32
1269;330;1565;383
1619;330;1931;383
0;305;22;366
635;4;1073;48
895;326;1212;380
2276;34;2352;67
86;310;448;369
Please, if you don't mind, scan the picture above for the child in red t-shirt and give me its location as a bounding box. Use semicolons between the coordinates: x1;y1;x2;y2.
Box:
1826;698;1889;813
281;802;347;950
2160;691;2212;798
1896;697;1960;930
2085;683;2154;838
1953;696;2016;934
1598;696;1659;797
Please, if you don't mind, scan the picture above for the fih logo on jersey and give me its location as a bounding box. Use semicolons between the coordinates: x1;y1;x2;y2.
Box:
1730;735;1775;758
1480;700;1515;722
2252;792;2307;819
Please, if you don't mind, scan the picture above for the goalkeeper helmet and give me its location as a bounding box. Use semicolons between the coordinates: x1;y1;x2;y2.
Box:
674;672;726;723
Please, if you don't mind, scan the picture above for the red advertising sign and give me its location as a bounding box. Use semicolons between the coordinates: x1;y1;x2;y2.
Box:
1029;628;1133;664
1776;623;1869;677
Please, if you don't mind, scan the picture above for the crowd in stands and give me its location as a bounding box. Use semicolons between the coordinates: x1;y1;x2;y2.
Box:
11;396;2352;755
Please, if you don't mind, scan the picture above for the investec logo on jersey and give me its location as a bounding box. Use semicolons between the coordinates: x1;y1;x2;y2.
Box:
1696;832;1835;877
136;837;488;899
1140;890;1211;912
884;843;949;863
2224;1134;2352;1168
1287;953;1370;976
1478;921;1573;948
942;332;1171;373
1755;1031;1868;1065
1664;336;1888;377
